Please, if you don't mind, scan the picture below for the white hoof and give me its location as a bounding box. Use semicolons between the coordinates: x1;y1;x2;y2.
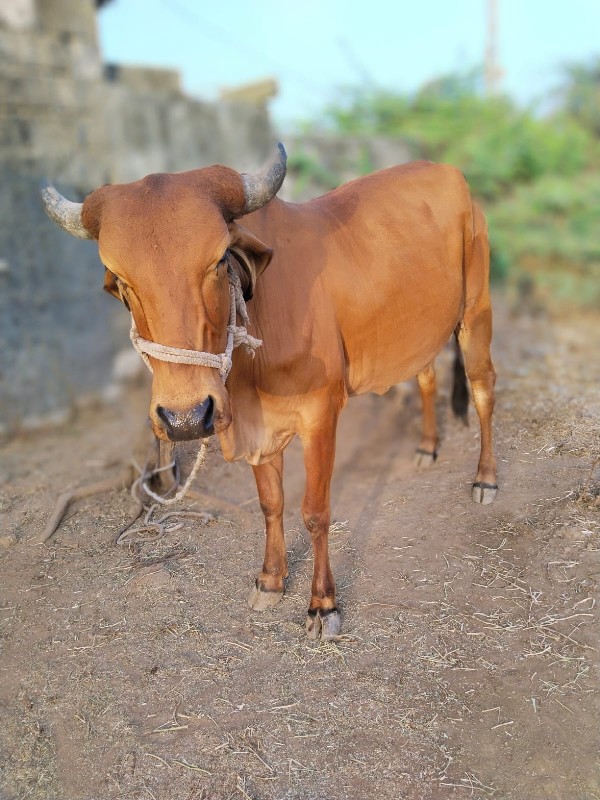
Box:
413;448;437;469
472;482;498;505
305;609;342;639
248;582;284;611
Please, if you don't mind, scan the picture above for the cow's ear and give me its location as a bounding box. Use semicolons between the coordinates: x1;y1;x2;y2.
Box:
103;268;119;298
104;268;132;309
81;184;109;240
228;221;273;300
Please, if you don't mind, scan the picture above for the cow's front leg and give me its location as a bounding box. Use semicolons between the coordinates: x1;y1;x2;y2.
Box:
302;420;341;639
248;451;287;611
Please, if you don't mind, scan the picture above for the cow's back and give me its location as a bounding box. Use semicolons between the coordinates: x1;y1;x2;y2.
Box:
245;162;473;396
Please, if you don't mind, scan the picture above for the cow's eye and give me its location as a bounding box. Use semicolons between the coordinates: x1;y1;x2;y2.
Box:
215;251;228;273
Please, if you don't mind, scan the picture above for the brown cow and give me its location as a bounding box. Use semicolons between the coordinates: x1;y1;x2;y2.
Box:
42;144;497;638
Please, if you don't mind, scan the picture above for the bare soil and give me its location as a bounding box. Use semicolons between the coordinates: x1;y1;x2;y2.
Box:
1;296;599;800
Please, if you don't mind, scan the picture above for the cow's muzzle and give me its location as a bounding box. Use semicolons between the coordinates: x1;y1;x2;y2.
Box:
156;397;215;441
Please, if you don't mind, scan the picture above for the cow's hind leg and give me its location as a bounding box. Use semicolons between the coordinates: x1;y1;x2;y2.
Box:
301;413;341;639
248;451;287;610
414;363;439;468
459;203;498;504
457;309;497;504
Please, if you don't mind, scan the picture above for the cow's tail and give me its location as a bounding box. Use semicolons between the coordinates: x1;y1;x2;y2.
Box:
451;335;469;423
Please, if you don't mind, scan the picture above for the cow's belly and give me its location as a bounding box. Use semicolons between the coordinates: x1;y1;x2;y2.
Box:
342;286;463;395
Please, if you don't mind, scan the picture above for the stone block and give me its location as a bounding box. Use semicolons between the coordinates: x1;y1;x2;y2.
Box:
0;0;36;32
104;64;182;94
37;0;97;38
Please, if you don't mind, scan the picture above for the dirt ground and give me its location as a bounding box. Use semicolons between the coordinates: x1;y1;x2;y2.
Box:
1;295;599;800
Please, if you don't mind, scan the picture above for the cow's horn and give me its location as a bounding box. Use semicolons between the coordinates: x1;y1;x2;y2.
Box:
239;142;287;216
41;186;92;240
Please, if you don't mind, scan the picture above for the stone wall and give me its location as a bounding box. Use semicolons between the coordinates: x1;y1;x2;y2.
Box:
0;169;122;434
102;65;274;184
0;0;108;188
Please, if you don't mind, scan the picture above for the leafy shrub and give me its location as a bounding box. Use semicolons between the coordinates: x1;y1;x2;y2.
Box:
320;71;594;202
488;173;600;304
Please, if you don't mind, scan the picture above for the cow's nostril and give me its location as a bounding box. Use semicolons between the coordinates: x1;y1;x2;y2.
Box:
202;396;215;431
156;405;177;435
156;397;215;441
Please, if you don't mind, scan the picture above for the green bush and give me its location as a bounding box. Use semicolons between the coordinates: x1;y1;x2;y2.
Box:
488;173;600;304
287;152;340;195
322;77;593;203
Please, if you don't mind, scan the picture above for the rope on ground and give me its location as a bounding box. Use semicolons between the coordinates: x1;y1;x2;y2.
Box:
116;504;213;546
115;443;214;545
38;442;212;546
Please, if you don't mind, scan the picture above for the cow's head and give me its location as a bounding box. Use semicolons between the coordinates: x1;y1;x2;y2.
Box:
42;144;286;441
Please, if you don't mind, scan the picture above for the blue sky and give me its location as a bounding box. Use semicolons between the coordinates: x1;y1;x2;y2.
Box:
98;0;600;128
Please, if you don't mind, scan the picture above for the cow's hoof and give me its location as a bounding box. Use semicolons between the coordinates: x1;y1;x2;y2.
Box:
305;608;341;640
413;448;438;469
472;481;498;505
248;582;283;611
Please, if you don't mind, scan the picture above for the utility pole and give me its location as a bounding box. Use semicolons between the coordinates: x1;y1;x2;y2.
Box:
484;0;503;94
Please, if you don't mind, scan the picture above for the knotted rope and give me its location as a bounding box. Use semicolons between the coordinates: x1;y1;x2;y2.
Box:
126;263;261;506
129;268;262;381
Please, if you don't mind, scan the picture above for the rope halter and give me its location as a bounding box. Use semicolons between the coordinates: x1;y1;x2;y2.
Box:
123;262;261;507
128;265;262;381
